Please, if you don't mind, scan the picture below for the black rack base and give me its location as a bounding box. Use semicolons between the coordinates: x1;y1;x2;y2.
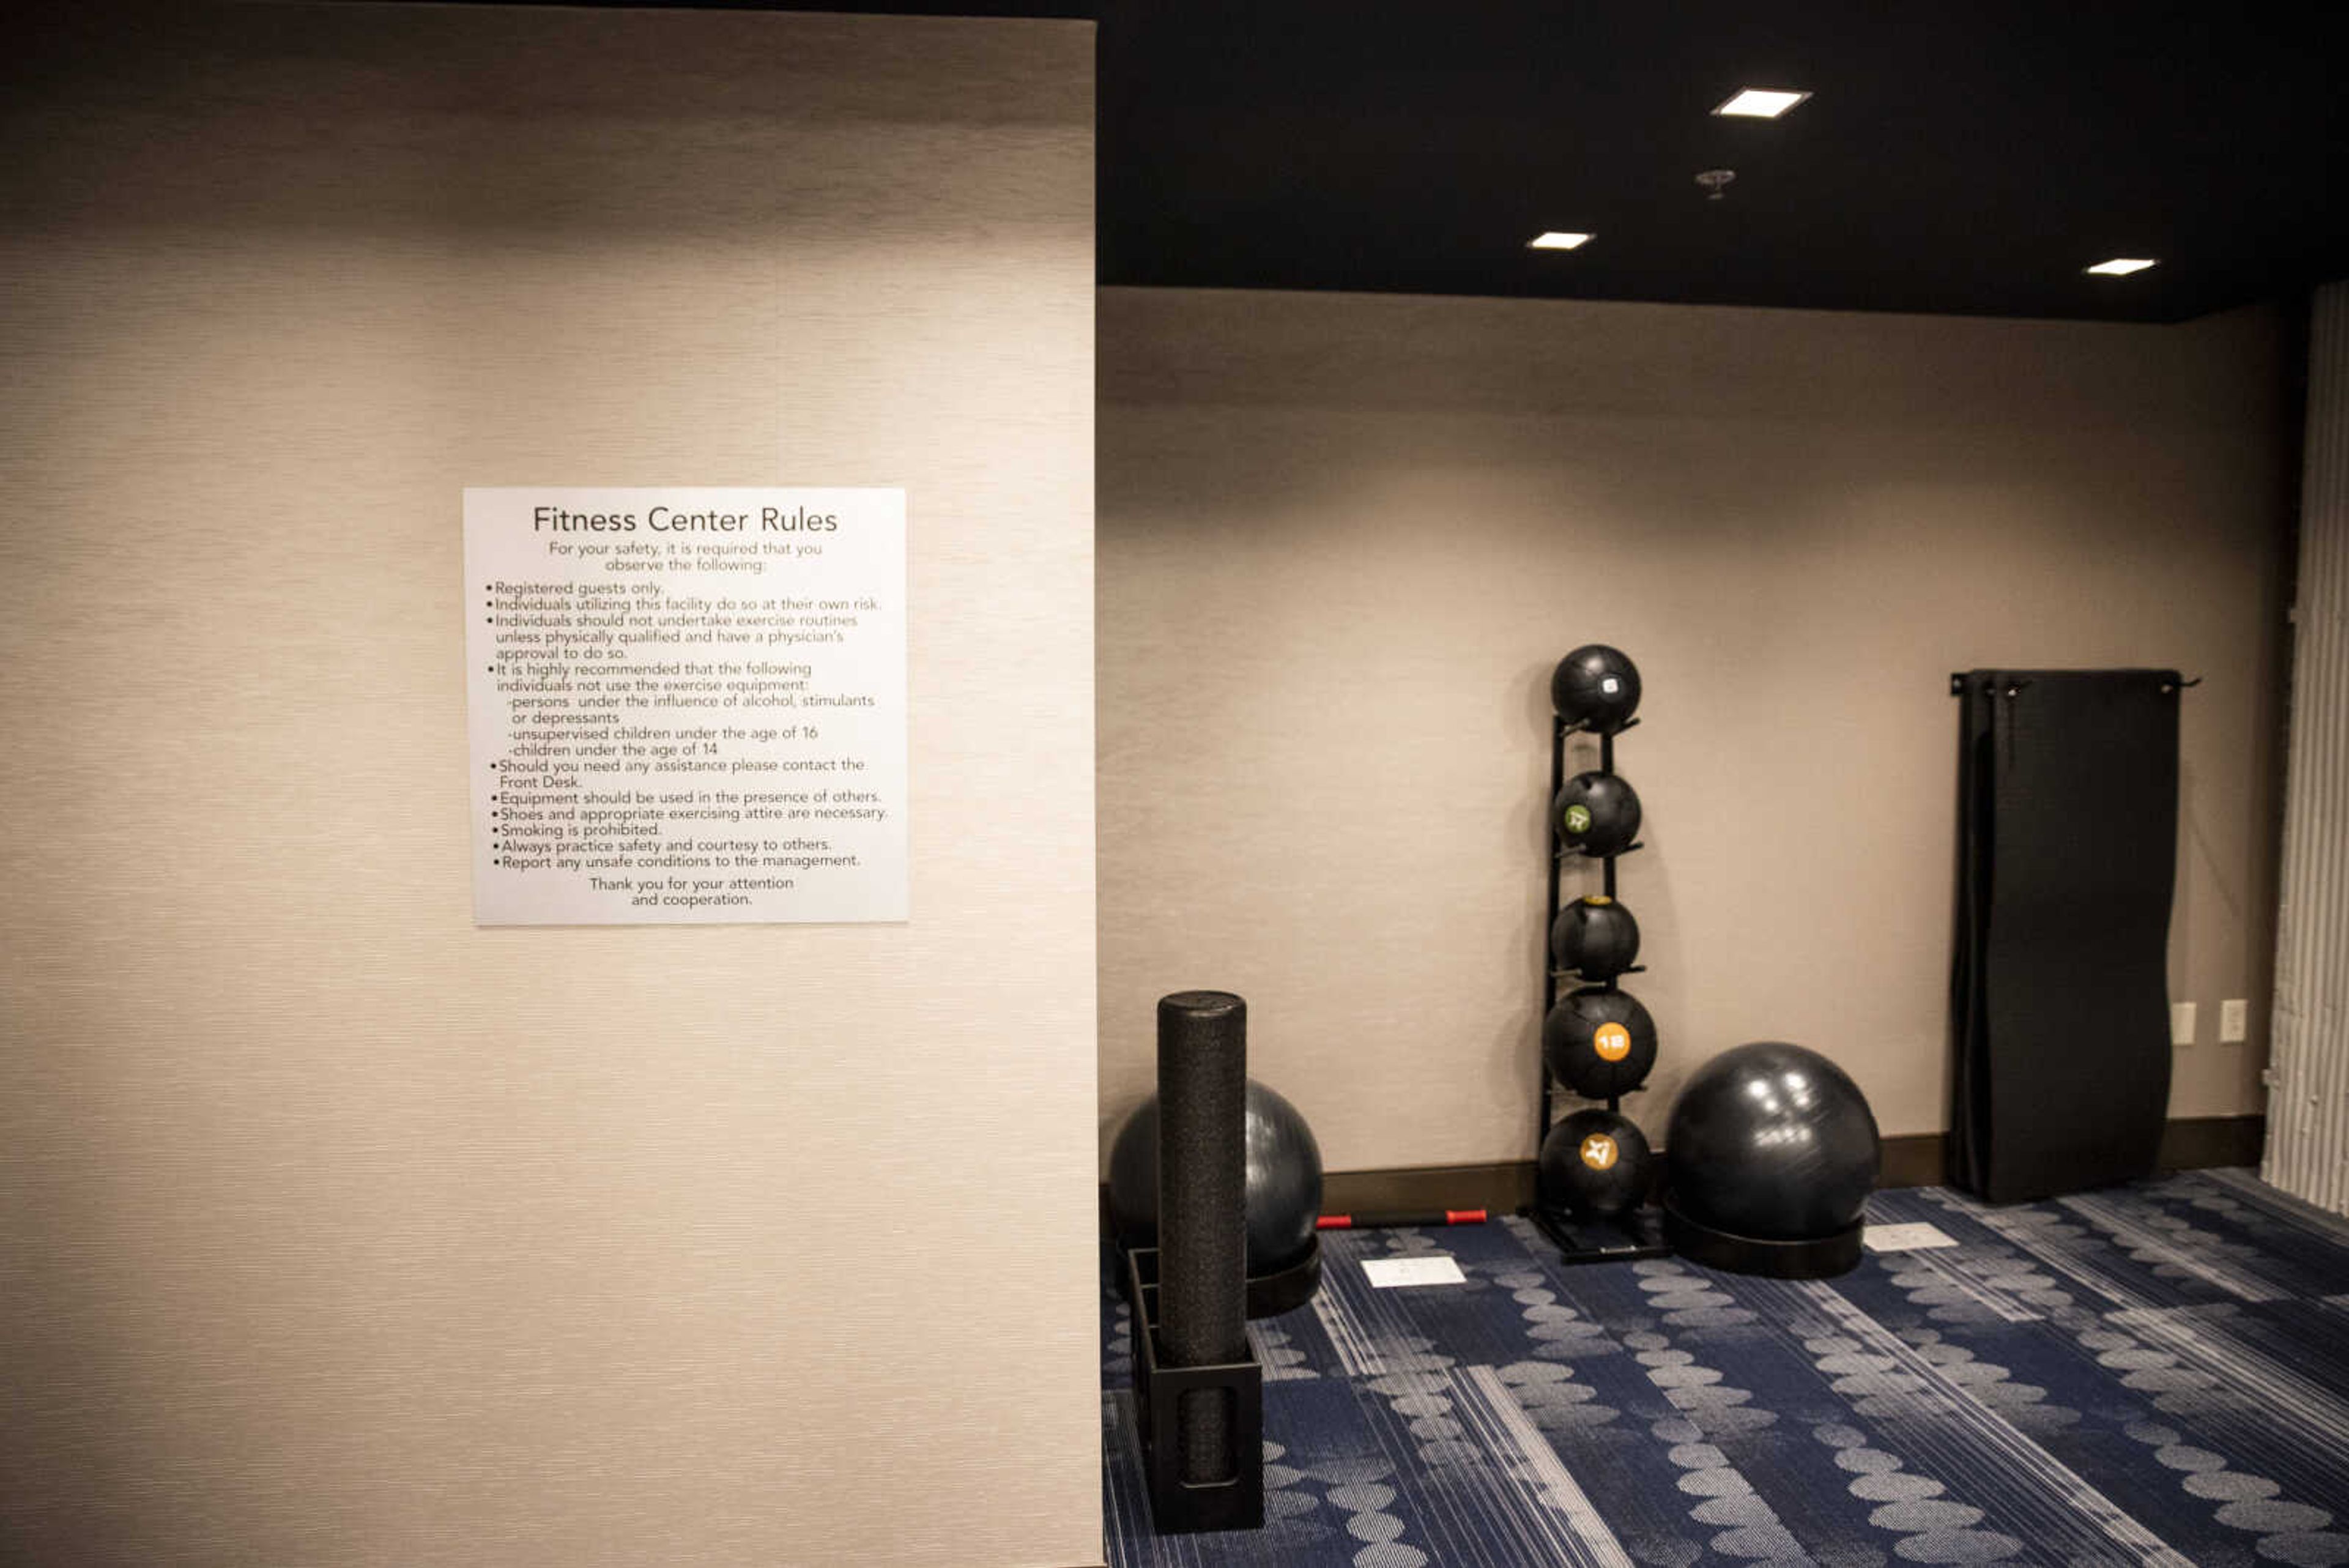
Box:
1527;1203;1672;1266
1124;1249;1265;1534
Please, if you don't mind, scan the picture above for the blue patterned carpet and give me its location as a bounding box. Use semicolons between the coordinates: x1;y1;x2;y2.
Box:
1102;1169;2349;1567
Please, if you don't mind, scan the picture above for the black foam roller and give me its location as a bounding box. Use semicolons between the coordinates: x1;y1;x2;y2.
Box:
1156;990;1248;1484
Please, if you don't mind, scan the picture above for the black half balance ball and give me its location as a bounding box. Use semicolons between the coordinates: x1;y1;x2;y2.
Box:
1551;644;1642;734
1549;894;1640;981
1663;1041;1882;1278
1106;1079;1324;1314
1554;770;1642;858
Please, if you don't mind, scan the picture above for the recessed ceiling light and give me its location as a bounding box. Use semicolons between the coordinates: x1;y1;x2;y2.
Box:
2085;257;2158;276
1713;89;1811;119
1528;231;1594;250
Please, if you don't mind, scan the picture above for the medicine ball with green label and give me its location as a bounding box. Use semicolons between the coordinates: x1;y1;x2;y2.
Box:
1543;985;1658;1099
1554;771;1642;858
1549;894;1640;981
1537;1107;1653;1221
1550;645;1642;735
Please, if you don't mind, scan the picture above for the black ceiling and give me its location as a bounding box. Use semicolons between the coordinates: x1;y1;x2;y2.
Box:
1093;1;2348;323
426;2;2349;321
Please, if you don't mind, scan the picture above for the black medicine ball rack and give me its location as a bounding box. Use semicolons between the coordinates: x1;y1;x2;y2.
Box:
1531;648;1671;1266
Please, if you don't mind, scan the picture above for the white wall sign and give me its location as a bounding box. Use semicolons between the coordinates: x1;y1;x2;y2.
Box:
464;486;907;925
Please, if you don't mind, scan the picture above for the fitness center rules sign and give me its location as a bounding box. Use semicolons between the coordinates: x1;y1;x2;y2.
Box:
463;486;908;926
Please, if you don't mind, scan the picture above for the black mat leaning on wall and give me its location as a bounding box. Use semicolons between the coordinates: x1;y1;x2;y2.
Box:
1951;669;2183;1204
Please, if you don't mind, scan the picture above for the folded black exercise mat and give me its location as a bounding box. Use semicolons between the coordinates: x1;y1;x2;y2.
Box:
1950;669;2181;1203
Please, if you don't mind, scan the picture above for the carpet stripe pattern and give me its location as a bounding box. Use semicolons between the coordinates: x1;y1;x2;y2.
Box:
1102;1169;2349;1567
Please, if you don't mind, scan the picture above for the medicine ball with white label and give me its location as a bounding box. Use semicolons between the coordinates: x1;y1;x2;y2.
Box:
1543;985;1658;1099
1550;645;1642;734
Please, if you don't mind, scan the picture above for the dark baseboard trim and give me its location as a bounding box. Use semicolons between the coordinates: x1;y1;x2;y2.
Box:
1879;1115;2266;1191
1108;1115;2268;1228
1879;1133;1948;1190
2156;1113;2268;1171
1321;1161;1537;1217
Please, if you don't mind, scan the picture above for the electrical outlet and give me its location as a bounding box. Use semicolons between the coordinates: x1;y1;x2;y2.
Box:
2171;1001;2197;1047
2221;998;2248;1043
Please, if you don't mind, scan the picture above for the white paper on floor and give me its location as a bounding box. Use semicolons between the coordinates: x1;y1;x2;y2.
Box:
1363;1254;1469;1287
1863;1222;1960;1252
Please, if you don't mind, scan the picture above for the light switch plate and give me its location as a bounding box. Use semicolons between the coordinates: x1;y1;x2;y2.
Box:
2221;999;2248;1043
2171;1001;2196;1046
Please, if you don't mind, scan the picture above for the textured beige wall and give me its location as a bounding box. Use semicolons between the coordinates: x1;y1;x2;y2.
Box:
1;7;1097;1566
1099;287;2291;1175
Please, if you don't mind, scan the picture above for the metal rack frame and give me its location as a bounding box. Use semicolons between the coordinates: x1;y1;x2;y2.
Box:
1532;712;1669;1265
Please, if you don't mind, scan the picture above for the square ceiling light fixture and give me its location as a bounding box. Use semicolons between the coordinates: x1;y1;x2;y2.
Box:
1713;88;1811;119
1527;231;1595;250
2085;257;2159;275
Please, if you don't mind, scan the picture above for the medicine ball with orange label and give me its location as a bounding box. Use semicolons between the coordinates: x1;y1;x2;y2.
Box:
1542;985;1658;1098
1537;1107;1653;1221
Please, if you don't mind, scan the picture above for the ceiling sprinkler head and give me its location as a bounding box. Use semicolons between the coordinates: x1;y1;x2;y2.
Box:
1696;168;1737;201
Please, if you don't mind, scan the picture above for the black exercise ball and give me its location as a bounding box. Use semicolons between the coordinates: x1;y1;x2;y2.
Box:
1538;1108;1653;1220
1543;986;1658;1099
1105;1079;1324;1276
1554;770;1642;857
1550;894;1640;981
1551;645;1642;734
1664;1041;1880;1244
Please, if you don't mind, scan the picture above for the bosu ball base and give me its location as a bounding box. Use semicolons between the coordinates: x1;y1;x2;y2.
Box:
1126;1249;1265;1534
1245;1239;1321;1318
1121;1237;1323;1321
1661;1200;1865;1279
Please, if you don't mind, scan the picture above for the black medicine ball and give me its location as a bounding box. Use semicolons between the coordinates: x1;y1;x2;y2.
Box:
1554;771;1642;857
1537;1108;1653;1221
1550;894;1640;980
1543;985;1658;1099
1550;645;1642;734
